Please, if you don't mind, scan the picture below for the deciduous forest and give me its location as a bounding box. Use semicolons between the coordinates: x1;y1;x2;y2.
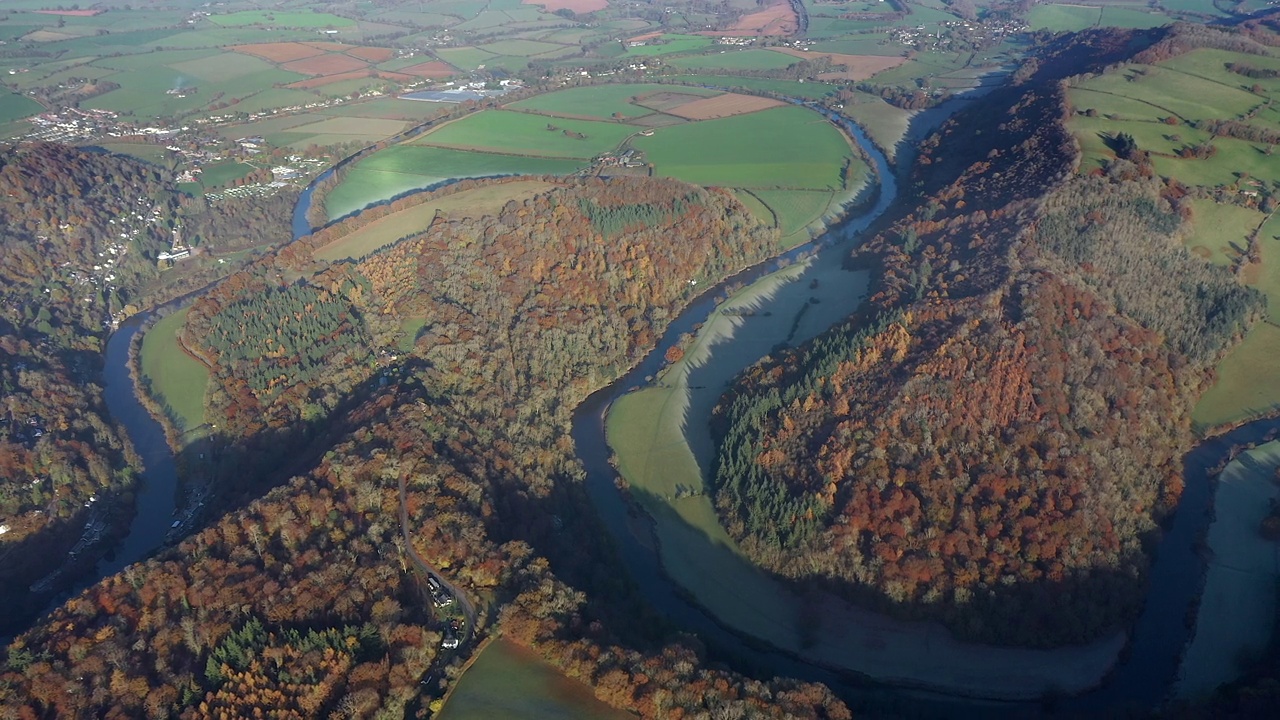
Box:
0;175;855;718
710;26;1263;647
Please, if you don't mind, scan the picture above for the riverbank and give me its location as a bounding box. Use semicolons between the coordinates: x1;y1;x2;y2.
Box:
604;227;1128;700
1176;441;1280;699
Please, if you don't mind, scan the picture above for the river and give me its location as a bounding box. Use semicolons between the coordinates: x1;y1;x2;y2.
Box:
56;90;1274;718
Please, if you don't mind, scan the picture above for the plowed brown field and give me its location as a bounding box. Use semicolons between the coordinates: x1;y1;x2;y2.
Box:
286;70;415;89
283;53;369;76
233;42;328;63
769;48;906;81
665;93;785;120
345;46;396;62
699;1;796;37
398;61;457;78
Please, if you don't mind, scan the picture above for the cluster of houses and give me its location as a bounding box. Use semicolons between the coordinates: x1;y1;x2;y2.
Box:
592;148;647;173
24;107;127;144
888;18;1026;51
426;575;455;609
0;415;46;449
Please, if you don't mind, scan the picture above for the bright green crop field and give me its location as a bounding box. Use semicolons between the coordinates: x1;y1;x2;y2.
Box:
325;146;584;219
632;105;850;190
413;110;637;159
505;83;715;119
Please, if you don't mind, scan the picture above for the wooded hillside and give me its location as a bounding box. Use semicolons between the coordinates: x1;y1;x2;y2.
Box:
0;174;859;718
0;143;184;633
710;27;1264;647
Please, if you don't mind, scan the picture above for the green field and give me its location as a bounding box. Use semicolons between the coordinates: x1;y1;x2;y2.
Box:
1158;48;1280;95
315;180;558;261
435;46;497;71
198;161;255;189
84;65;308;118
505;83;715;120
1183;199;1264;267
668;49;800;72
1027;3;1102;31
167;51;276;84
0;89;42;123
1099;6;1172;28
98;143;178;168
1069;48;1280;185
140;308;209;433
623;34;712;57
750;189;841;247
325;146;584;220
633;105;851;189
330;86;861;240
840;93;912;159
1076;64;1260;123
209;11;355;28
1160;0;1230;15
320;98;448;121
92;48;220;72
438;639;631;720
476;38;566;56
667;74;836;100
414;110;637;159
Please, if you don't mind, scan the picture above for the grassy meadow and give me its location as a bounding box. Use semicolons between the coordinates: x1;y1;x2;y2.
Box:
324;146;584;220
328;85;863;240
314;180;558;261
140;308;209;433
632;105;854;189
413;110;637;159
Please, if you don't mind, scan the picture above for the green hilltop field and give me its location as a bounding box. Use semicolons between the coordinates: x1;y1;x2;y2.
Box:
1067;45;1280;427
328;85;865;247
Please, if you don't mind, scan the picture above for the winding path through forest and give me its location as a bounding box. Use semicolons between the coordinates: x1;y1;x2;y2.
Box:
398;473;477;644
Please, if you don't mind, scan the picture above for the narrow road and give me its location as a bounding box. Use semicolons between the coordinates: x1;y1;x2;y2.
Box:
398;473;477;643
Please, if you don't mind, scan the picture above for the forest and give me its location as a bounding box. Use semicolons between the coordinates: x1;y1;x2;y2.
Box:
0;174;858;718
0;142;323;638
0;143;181;634
709;25;1264;647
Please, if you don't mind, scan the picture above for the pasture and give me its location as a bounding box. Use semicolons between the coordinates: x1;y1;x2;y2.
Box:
1182;199;1264;267
668;49;799;72
198;161;255;189
324;146;584;220
330;85;862;240
1068;48;1280;188
1193;323;1280;428
0;89;42;124
750;189;841;247
1026;3;1102;31
413;110;637;159
314;180;558;262
505;83;714;119
140;308;209;433
623;34;712;57
437;639;632;720
666;74;836;99
632;105;851;189
210;11;355;28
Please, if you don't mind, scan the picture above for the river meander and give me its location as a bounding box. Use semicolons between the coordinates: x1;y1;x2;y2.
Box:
68;89;1278;719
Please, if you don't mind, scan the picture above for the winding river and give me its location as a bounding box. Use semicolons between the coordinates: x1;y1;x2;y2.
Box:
68;93;1276;717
